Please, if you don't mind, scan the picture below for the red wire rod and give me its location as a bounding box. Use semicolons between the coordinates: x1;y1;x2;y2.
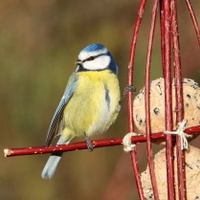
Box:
185;0;200;46
144;0;160;199
127;0;147;199
160;0;165;71
171;0;187;199
4;124;200;158
160;0;176;199
3;134;163;157
128;0;147;132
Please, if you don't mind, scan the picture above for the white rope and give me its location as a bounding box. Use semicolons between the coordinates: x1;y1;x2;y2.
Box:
122;132;138;152
164;119;192;150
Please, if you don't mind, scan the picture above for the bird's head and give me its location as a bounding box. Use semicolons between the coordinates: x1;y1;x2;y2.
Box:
75;43;118;74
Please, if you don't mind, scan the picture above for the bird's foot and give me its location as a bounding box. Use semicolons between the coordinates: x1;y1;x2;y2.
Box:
84;135;94;152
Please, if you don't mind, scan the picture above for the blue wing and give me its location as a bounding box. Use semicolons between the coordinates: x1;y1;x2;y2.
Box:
45;73;78;146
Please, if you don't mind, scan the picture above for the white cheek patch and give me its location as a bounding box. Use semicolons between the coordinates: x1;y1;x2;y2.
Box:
83;55;111;71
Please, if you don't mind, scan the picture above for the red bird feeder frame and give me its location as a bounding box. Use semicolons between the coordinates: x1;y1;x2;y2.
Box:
127;0;200;199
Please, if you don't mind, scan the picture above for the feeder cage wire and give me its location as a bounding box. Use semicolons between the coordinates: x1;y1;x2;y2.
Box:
127;0;200;199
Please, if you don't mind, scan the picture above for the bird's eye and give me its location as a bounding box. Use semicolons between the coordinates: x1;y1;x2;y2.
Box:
88;56;95;61
82;56;95;63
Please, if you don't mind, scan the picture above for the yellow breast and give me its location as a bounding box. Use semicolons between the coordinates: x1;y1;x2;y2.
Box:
63;70;120;137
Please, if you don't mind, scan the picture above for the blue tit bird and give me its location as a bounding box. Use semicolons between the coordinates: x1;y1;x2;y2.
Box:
41;43;121;179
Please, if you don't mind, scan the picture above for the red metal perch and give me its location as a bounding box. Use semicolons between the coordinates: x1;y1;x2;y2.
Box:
4;125;200;157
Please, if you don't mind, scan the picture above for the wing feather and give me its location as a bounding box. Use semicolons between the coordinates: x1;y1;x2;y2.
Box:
45;73;78;146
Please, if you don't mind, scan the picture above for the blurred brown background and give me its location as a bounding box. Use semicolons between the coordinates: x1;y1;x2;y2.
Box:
1;0;200;200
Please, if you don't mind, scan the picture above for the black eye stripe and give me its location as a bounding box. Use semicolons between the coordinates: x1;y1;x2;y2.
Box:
85;56;95;61
82;53;106;63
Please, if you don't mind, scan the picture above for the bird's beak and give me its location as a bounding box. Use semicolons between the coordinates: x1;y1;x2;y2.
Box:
75;60;82;66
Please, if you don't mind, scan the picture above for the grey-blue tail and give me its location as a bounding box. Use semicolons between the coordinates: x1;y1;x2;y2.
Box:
41;136;69;179
41;151;63;179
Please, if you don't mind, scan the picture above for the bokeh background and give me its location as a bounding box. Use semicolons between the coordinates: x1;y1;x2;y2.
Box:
1;0;200;200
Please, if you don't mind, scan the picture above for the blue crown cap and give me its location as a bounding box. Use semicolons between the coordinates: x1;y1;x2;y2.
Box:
80;43;118;74
81;43;106;52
